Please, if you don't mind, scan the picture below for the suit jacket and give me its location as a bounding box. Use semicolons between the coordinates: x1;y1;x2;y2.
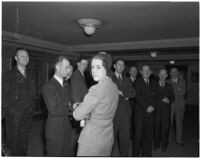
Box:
167;78;186;111
112;74;136;116
134;77;157;117
70;69;88;103
42;77;71;139
129;77;137;110
2;67;35;118
155;81;175;113
73;77;119;150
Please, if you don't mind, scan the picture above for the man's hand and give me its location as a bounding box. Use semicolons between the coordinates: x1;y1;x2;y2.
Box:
146;105;154;113
162;97;169;104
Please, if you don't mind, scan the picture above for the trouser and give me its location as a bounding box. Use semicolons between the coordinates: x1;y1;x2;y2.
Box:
46;135;71;157
112;109;130;156
133;114;154;157
45;122;72;156
5;112;33;156
170;107;184;143
154;109;171;149
70;126;82;156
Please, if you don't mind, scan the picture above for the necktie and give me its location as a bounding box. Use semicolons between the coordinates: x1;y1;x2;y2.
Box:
118;74;122;81
173;79;177;84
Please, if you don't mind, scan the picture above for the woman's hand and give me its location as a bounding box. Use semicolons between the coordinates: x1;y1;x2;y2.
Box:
73;102;80;109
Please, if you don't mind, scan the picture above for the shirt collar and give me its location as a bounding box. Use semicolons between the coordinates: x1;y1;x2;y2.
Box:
17;65;26;77
159;80;165;86
78;69;84;76
130;76;136;82
115;72;121;78
172;78;178;83
54;75;63;87
143;78;149;83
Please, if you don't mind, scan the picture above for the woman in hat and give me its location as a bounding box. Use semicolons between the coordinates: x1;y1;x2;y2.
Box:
73;53;119;156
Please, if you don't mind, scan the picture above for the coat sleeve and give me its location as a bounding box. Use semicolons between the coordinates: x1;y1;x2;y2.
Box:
42;84;68;116
2;72;12;116
73;86;99;121
2;72;18;116
70;72;83;102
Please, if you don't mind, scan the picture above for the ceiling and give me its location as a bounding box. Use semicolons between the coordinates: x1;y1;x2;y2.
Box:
2;1;199;61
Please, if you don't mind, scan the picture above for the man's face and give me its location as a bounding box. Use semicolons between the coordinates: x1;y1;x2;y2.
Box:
129;67;137;77
58;59;71;78
159;69;168;81
15;50;29;67
78;59;88;72
114;60;125;73
141;65;151;79
170;68;178;79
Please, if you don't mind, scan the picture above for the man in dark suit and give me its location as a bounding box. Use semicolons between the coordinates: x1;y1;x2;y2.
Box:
112;59;136;156
129;65;138;86
70;57;88;156
129;65;138;141
42;56;72;156
133;65;157;156
154;68;175;152
2;48;35;156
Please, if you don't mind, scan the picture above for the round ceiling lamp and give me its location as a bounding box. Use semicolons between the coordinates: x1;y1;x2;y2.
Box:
150;51;158;58
78;18;102;36
169;60;175;64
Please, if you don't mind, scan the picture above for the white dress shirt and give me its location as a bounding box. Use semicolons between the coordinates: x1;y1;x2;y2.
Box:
54;75;63;87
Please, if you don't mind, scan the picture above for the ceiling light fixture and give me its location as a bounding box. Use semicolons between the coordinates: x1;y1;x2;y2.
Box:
150;51;158;58
78;18;102;36
169;60;175;64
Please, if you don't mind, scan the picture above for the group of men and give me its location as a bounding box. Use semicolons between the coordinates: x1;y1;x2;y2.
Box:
128;64;186;156
2;48;186;157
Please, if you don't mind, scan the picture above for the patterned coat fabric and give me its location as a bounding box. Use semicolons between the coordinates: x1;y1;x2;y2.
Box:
42;77;72;156
2;67;35;156
73;77;119;156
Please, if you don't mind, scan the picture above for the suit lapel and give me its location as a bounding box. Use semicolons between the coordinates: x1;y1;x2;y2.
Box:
52;77;64;89
77;69;87;85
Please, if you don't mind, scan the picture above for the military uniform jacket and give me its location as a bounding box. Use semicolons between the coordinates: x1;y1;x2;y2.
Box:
167;78;186;111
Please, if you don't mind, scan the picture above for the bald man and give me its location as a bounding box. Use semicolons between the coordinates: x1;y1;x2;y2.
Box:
2;48;35;156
